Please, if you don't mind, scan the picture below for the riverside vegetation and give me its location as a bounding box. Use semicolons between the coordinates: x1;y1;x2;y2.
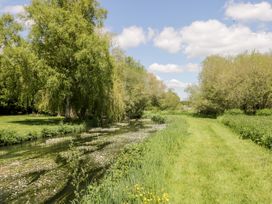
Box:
1;0;272;203
0;115;84;145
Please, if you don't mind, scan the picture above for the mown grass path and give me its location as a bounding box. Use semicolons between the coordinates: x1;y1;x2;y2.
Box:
169;116;272;204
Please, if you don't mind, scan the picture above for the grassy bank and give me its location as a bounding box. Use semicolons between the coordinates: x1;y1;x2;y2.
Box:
219;114;272;149
82;115;188;203
168;116;272;203
0;115;85;146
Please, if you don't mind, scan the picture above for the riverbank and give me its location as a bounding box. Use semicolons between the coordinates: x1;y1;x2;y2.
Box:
0;115;84;146
82;115;188;203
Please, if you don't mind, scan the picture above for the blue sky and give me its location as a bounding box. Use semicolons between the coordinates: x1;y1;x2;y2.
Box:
1;0;272;99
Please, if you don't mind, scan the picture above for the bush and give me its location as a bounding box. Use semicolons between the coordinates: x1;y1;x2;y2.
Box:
220;114;272;149
151;115;166;124
41;125;85;138
0;130;21;145
41;128;59;138
0;129;40;146
57;125;74;134
256;109;272;116
26;131;39;141
224;109;244;115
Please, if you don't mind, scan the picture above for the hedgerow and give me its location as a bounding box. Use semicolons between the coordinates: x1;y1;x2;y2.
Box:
0;124;85;146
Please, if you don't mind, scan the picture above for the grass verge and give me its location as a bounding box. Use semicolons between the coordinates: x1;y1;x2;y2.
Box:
82;115;188;204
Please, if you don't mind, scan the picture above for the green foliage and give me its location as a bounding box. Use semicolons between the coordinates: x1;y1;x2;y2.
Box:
224;109;244;115
0;129;40;146
188;53;272;115
151;115;166;124
220;114;272;149
26;0;114;120
256;109;272;116
0;130;21;146
111;50;177;120
0;0;180;124
41;125;84;138
0;14;22;49
82;116;188;203
0;115;84;145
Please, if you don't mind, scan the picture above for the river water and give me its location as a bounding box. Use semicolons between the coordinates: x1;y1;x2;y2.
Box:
0;120;165;203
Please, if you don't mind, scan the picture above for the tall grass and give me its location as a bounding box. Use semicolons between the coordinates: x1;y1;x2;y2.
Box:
82;116;188;204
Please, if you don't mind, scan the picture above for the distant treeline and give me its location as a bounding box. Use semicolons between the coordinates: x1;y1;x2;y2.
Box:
187;53;272;115
0;0;180;123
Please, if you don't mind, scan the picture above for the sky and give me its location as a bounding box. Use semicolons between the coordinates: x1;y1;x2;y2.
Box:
1;0;272;99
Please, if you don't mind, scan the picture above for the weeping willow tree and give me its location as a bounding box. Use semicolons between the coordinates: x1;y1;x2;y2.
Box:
0;14;44;113
26;0;115;121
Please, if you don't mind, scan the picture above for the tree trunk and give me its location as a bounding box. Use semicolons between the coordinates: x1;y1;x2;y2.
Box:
79;107;87;120
65;97;71;119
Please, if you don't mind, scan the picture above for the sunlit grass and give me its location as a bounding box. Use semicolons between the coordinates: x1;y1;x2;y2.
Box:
169;116;272;203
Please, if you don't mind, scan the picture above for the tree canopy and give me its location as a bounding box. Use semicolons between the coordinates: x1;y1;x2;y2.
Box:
187;53;272;115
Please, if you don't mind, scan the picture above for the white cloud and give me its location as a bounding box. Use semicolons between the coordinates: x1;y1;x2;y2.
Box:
149;63;183;73
225;1;272;22
153;27;182;53
149;63;200;73
183;63;201;72
166;79;191;89
180;19;272;57
0;4;34;29
164;79;193;99
147;27;156;40
1;5;25;15
114;26;146;49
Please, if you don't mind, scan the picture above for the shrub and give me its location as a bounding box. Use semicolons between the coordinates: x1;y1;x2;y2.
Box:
41;125;85;138
41;128;59;138
220;114;272;149
26;131;39;141
151;115;166;124
57;125;74;134
224;109;244;115
0;130;21;145
256;109;272;116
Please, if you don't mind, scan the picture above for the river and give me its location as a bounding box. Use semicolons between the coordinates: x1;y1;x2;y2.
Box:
0;119;165;203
